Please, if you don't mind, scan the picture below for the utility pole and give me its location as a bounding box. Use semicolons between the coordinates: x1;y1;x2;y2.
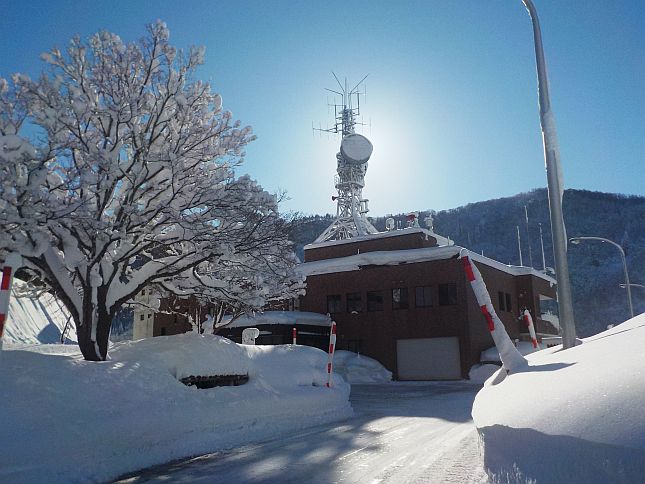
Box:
522;0;577;348
539;223;546;271
525;205;534;267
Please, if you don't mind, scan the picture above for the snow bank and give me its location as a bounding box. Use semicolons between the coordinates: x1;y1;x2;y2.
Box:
4;283;77;344
468;363;501;384
479;341;544;363
0;334;352;483
472;313;645;482
333;350;392;383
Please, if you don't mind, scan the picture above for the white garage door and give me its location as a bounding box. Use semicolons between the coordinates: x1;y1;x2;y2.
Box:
396;337;461;380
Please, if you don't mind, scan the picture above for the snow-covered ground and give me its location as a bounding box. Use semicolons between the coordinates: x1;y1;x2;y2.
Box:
117;382;486;483
5;286;645;483
473;312;645;482
0;335;351;483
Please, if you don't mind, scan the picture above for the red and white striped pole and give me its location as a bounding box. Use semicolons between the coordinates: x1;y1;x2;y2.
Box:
522;309;538;348
0;253;22;351
460;251;527;373
292;327;297;345
326;321;337;388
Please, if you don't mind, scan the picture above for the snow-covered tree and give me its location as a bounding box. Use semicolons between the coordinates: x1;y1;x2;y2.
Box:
0;21;299;360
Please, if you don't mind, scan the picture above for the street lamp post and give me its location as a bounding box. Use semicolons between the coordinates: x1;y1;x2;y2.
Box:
569;236;634;319
620;283;645;291
522;0;577;348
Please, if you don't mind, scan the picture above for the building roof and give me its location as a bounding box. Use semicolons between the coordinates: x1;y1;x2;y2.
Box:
304;227;452;250
221;311;332;328
296;245;557;284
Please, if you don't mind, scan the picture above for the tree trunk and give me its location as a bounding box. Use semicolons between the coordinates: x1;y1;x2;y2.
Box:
76;317;100;361
76;298;112;361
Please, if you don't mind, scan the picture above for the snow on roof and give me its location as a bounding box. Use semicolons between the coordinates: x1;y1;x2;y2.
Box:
221;311;332;328
297;245;556;284
304;227;452;250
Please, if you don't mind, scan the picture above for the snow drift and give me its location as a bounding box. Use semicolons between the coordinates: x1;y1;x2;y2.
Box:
4;283;77;345
0;334;352;483
472;312;645;483
333;350;392;383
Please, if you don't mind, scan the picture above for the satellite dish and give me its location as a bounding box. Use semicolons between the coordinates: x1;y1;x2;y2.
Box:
340;134;373;164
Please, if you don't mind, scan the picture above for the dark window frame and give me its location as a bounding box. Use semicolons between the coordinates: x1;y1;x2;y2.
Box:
346;292;363;313
391;287;409;310
505;293;512;313
327;294;342;314
415;285;433;308
367;291;384;312
498;291;506;311
438;283;458;306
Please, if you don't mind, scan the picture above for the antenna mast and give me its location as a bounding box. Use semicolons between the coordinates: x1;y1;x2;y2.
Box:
314;74;378;243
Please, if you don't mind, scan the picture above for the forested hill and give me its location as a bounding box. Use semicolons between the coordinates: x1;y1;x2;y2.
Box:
290;189;645;337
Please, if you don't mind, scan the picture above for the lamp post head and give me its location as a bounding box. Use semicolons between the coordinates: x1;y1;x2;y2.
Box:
569;238;581;245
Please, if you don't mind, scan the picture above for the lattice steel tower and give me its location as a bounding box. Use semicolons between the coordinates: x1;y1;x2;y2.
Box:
314;74;378;243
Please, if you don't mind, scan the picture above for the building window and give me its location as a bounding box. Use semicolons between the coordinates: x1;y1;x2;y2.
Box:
327;295;342;314
498;292;513;312
140;314;145;321
392;287;409;310
367;291;384;311
498;291;506;311
415;286;432;307
347;292;363;313
438;283;457;306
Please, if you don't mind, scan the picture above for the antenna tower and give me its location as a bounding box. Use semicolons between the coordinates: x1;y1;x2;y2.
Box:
314;73;378;243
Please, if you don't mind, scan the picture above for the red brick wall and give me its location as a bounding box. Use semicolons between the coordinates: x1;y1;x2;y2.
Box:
300;256;556;379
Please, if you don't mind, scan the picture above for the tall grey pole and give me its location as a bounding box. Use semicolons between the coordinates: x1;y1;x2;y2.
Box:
522;0;577;348
539;222;546;270
516;225;523;266
525;205;534;267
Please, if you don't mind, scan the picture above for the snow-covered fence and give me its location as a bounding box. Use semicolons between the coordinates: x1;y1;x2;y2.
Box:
0;253;21;350
460;252;527;373
522;309;538;348
326;321;337;388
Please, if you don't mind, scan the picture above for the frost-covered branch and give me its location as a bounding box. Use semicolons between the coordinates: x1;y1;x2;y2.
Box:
0;21;297;361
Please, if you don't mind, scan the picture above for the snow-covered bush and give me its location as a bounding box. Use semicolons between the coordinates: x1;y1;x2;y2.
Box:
0;21;299;360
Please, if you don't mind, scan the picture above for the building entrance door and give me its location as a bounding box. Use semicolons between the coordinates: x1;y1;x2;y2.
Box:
396;337;461;380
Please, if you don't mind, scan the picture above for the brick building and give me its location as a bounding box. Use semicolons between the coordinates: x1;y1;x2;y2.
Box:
297;227;558;380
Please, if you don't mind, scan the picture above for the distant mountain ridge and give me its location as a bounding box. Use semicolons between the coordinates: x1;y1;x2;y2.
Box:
291;189;645;337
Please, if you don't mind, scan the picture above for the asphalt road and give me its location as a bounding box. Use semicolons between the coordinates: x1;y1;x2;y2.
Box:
117;382;489;483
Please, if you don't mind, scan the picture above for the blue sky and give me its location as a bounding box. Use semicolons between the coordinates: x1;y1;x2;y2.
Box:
1;1;643;216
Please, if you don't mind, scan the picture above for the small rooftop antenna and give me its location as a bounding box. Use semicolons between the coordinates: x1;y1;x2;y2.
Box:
313;73;378;243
